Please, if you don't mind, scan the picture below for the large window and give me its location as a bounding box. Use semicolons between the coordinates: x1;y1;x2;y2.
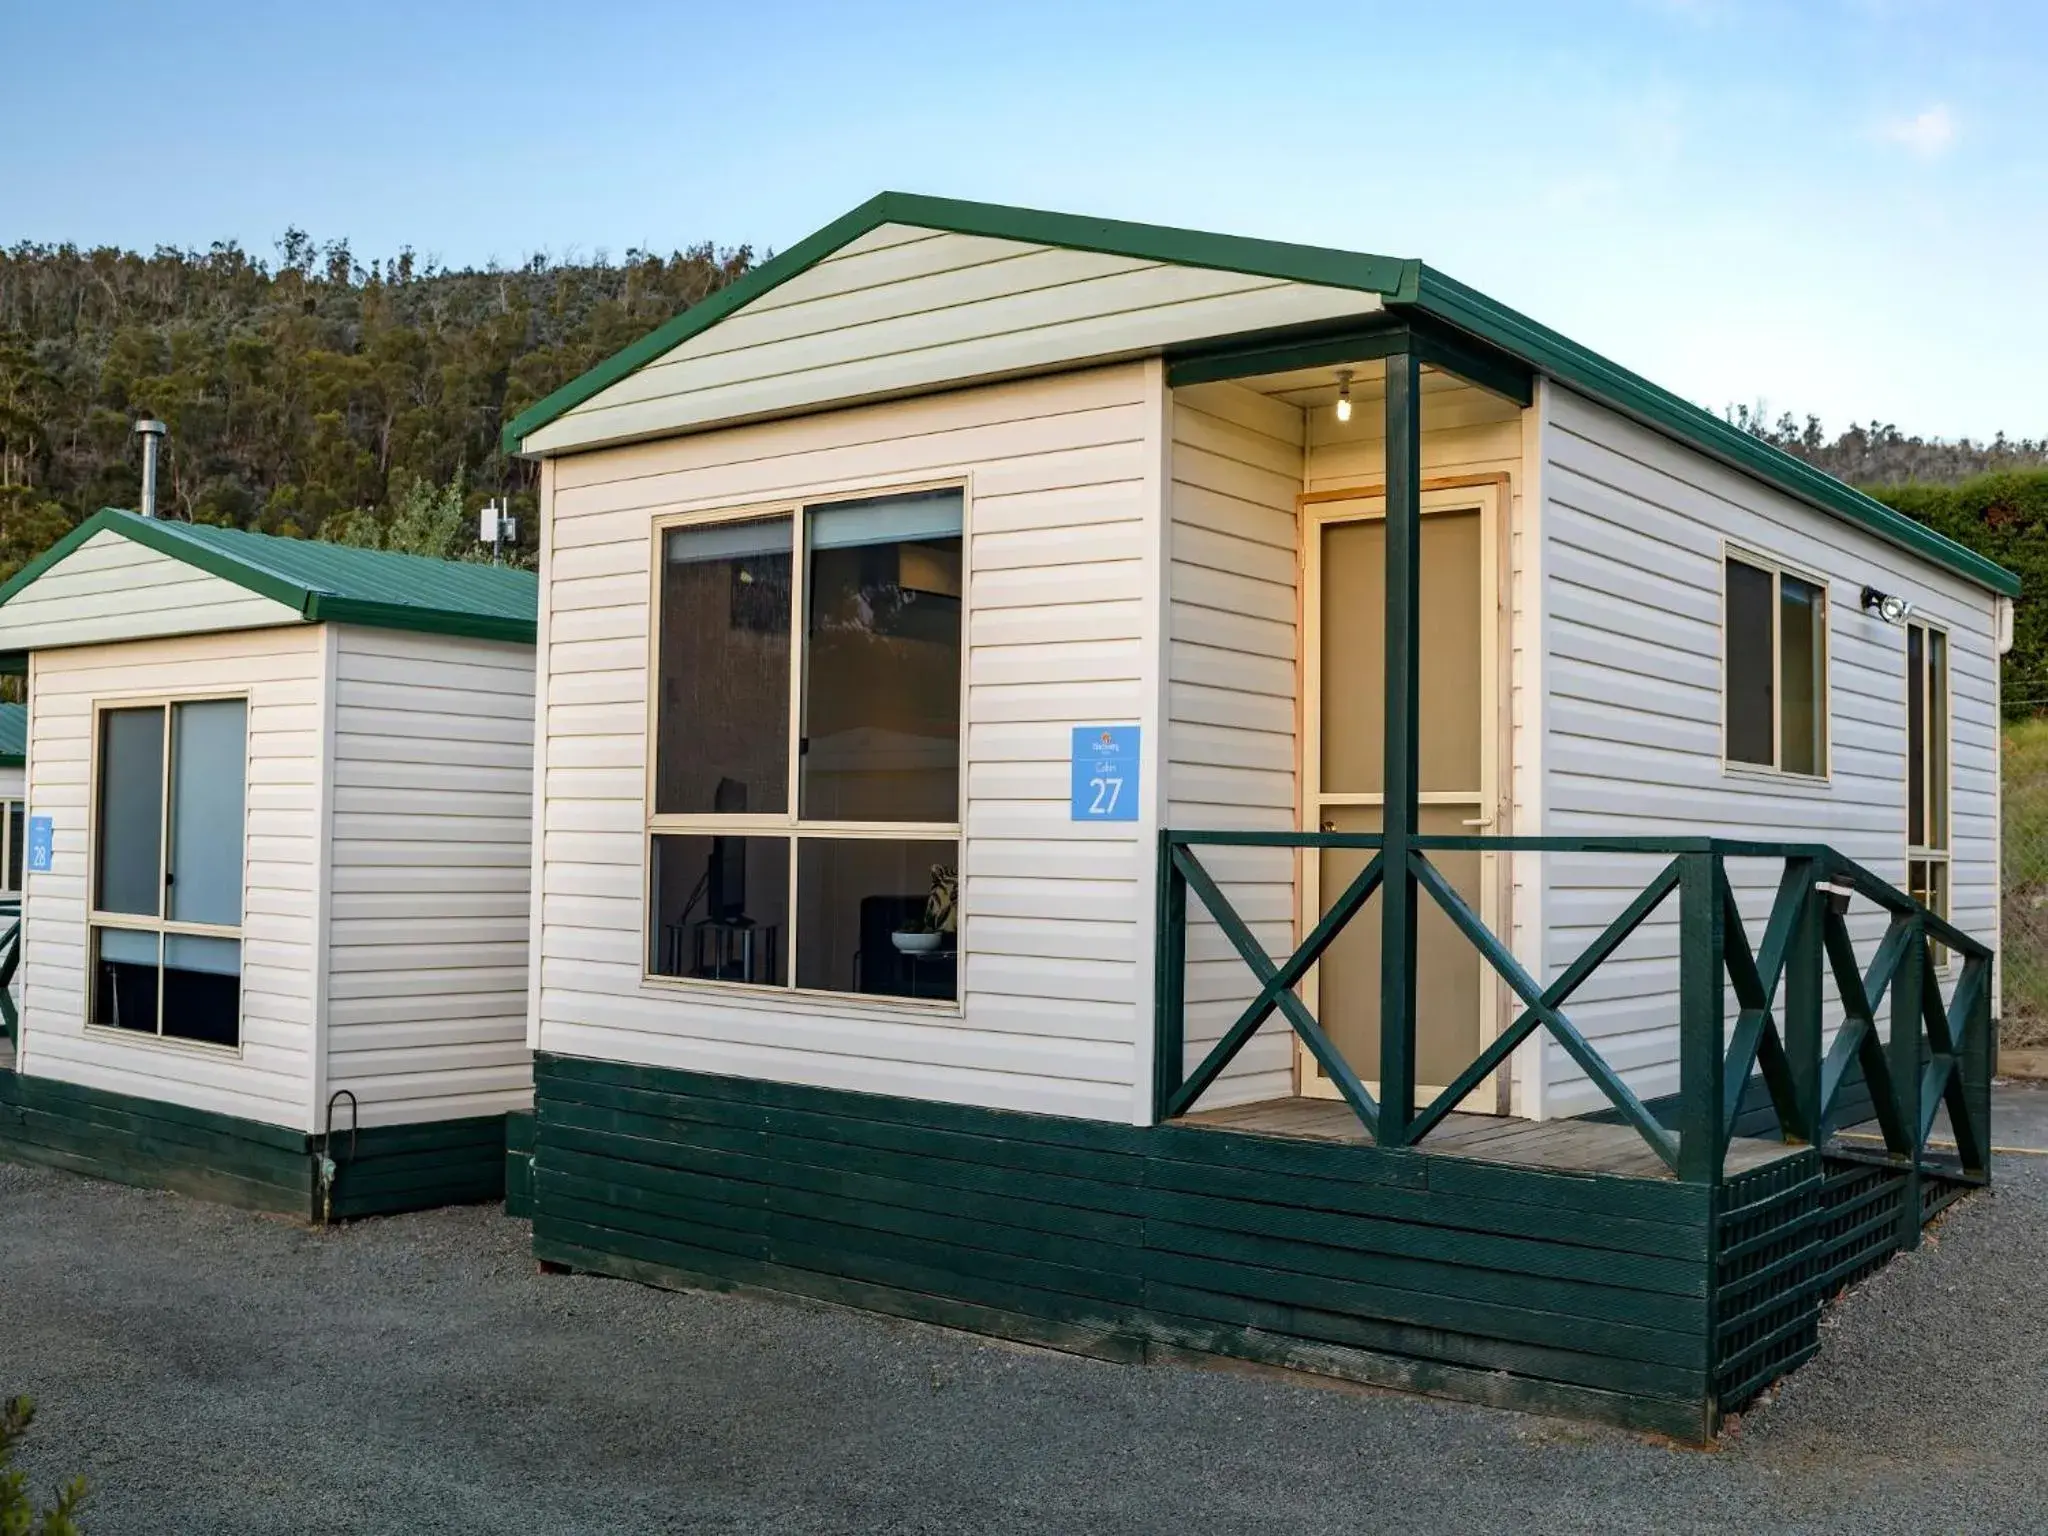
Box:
648;487;963;1002
1906;620;1950;960
1724;551;1828;777
90;698;246;1047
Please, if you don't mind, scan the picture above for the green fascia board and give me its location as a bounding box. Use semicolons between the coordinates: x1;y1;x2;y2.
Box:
0;509;540;646
503;192;2016;599
499;190;1417;456
1399;267;2021;599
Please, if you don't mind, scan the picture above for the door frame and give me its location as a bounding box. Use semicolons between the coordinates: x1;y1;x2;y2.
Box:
1295;472;1513;1114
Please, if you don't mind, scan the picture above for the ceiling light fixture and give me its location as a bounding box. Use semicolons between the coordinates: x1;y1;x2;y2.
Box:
1334;369;1353;425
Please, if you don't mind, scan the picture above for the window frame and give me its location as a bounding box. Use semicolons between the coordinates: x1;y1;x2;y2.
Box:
1720;542;1832;782
640;480;969;1010
1905;618;1952;969
83;692;250;1055
0;799;21;896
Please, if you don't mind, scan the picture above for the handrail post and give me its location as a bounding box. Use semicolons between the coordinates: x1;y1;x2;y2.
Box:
1960;957;1993;1180
1781;856;1823;1144
1677;851;1726;1185
1890;915;1926;1248
1376;348;1423;1148
1153;832;1187;1124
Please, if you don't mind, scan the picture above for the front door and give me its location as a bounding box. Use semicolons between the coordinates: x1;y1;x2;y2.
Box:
1301;482;1505;1111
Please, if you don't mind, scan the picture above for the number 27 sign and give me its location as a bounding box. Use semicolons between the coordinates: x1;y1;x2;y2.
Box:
1070;725;1140;823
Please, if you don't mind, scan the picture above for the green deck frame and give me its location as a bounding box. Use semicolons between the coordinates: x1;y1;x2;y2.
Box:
0;1068;511;1220
526;1053;1961;1441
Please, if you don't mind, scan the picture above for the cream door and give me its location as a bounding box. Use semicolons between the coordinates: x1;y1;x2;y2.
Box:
1301;482;1507;1111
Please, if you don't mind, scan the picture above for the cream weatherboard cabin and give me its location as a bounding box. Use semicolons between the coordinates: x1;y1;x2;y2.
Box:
503;194;2013;1439
0;512;538;1218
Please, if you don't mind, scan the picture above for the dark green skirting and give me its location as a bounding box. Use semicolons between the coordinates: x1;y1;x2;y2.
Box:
506;1109;535;1217
0;1068;509;1220
529;1053;1859;1441
325;1115;510;1220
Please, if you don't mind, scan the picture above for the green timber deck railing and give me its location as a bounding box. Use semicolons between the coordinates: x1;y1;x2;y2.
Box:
1154;832;1994;1214
0;897;18;1040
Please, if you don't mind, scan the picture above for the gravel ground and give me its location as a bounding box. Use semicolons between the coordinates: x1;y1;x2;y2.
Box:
1;1154;2042;1536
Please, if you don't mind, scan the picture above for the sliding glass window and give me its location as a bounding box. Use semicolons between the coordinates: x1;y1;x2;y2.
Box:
648;488;963;1002
1906;621;1950;963
0;800;23;895
1724;552;1829;777
90;698;246;1047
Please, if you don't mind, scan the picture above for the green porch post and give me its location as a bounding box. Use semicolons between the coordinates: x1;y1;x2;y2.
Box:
1781;859;1824;1144
1891;918;1926;1249
1377;351;1423;1146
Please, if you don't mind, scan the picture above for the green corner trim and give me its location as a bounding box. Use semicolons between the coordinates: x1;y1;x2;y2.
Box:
0;509;540;647
504;193;2016;598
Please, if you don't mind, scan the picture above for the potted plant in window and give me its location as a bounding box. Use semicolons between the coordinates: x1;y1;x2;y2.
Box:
891;865;958;955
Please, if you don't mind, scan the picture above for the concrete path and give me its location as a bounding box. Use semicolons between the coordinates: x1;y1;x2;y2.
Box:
1;1152;2041;1535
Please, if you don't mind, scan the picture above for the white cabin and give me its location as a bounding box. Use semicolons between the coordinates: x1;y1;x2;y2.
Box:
0;511;537;1217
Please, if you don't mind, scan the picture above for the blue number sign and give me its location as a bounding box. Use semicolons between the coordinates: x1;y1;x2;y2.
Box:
26;815;52;874
1070;725;1140;822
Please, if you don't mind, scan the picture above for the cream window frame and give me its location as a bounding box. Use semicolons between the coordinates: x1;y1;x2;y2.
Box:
83;692;250;1055
641;480;969;1011
0;799;21;896
1905;618;1953;970
1720;543;1832;782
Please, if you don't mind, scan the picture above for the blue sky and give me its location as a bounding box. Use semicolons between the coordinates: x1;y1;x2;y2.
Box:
5;0;2041;438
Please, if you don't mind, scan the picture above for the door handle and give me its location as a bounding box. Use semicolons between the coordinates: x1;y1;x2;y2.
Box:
1461;815;1494;828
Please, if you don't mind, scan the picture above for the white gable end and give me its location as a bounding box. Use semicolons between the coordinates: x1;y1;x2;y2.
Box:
524;223;1385;454
0;529;303;652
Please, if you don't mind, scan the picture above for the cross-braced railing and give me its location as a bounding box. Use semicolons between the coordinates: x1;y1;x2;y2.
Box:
1154;831;1994;1202
0;900;19;1039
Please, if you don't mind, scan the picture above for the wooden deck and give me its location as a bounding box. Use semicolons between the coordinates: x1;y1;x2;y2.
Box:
1172;1096;1802;1181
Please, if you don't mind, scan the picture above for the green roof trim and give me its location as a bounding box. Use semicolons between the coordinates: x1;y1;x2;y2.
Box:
0;702;23;768
0;511;538;647
498;191;1415;458
502;193;2019;599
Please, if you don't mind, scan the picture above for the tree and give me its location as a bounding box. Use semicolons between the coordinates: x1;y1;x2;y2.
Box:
0;1396;86;1535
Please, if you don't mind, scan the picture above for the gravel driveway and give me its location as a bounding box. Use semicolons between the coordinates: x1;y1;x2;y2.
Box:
2;1148;2040;1536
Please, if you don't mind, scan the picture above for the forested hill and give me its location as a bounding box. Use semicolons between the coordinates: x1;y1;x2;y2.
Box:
0;233;2043;704
0;232;754;572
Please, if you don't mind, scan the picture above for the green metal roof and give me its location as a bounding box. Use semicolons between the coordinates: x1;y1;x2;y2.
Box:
0;510;537;647
502;191;2018;599
0;703;23;768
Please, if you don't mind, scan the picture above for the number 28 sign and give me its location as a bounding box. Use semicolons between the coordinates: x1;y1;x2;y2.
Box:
1070;725;1140;823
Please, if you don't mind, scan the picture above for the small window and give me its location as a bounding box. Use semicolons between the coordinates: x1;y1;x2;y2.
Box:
1724;553;1828;776
648;488;964;1003
90;698;246;1047
0;801;22;894
1907;621;1950;964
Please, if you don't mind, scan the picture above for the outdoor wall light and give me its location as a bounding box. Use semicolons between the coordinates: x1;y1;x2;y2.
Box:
1861;586;1913;625
1334;369;1353;424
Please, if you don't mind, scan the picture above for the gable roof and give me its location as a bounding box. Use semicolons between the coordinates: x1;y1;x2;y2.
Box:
0;511;538;648
503;191;2018;599
0;703;22;768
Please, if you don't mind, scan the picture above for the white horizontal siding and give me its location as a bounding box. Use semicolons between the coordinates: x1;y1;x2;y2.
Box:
1168;383;1304;1107
17;629;324;1130
0;530;302;651
324;627;536;1127
538;363;1161;1120
1538;386;2000;1116
526;224;1384;455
